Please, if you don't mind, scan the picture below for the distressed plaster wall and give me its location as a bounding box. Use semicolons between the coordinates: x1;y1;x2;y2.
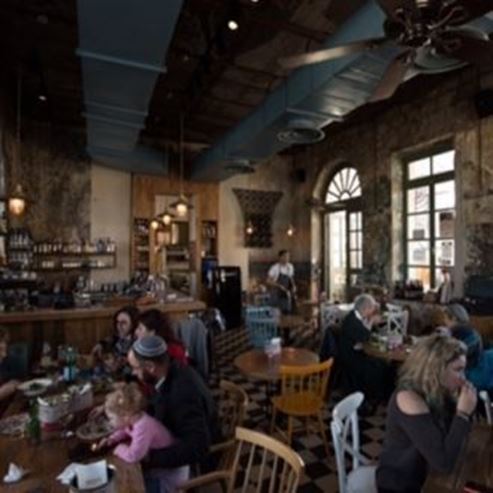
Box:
4;121;91;243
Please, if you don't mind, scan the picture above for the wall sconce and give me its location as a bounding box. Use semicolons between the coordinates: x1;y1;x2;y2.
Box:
8;184;27;216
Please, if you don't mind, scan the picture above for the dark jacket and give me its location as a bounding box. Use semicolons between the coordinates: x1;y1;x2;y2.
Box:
147;362;219;469
338;310;371;367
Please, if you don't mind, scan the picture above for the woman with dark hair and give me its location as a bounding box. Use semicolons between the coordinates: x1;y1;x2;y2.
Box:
135;309;188;366
92;305;139;360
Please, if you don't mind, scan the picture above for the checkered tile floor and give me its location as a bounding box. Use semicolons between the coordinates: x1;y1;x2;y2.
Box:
207;324;387;492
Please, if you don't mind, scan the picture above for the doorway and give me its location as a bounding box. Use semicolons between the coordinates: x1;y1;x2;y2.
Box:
322;167;362;301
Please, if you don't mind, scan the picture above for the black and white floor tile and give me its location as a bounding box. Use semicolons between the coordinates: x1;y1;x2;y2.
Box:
208;324;387;492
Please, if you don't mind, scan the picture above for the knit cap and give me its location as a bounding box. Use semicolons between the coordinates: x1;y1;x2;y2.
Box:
133;335;168;358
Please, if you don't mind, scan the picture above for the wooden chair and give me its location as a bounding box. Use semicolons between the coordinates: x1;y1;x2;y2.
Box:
270;359;333;458
211;380;249;469
177;427;305;493
331;392;377;493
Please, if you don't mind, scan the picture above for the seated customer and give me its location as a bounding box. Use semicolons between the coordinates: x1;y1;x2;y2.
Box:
339;294;393;403
434;303;471;336
0;328;21;402
92;305;139;361
135;309;188;366
452;327;493;394
127;335;219;472
377;334;476;493
97;382;189;492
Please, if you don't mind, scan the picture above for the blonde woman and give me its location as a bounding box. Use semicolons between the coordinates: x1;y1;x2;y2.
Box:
376;334;477;493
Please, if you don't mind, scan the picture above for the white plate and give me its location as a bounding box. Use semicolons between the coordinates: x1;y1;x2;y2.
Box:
18;378;53;396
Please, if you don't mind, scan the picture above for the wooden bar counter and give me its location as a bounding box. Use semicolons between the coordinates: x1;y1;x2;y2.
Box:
0;300;206;356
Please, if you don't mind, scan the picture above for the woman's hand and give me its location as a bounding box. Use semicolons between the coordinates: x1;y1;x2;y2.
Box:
457;381;477;417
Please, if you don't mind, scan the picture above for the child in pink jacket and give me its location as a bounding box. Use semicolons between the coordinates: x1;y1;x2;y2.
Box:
98;383;189;492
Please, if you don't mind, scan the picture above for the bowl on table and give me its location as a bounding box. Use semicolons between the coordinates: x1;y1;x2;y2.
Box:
76;416;113;442
18;378;53;397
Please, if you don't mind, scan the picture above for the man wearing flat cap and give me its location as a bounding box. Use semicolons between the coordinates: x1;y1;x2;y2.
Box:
128;335;219;476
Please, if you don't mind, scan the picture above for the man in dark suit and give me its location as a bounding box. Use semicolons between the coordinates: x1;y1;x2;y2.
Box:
339;294;393;405
127;335;220;476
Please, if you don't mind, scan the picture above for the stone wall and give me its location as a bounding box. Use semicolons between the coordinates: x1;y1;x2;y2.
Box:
218;67;493;297
307;67;493;296
4;121;91;243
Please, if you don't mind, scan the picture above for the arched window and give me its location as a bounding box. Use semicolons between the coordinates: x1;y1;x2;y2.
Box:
325;167;361;204
323;166;362;301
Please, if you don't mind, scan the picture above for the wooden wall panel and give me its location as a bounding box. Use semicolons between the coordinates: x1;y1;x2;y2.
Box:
131;175;219;296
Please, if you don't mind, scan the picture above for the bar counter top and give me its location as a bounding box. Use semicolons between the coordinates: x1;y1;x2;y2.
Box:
0;299;206;324
0;298;207;356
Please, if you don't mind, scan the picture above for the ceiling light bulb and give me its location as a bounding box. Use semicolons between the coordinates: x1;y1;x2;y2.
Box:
250;0;259;3
150;219;160;230
162;213;172;225
175;201;188;217
8;197;26;216
228;19;239;31
8;184;27;216
38;94;47;102
286;225;295;237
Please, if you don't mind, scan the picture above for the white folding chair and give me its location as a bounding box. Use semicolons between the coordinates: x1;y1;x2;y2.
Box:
320;302;343;331
479;391;492;425
331;392;377;493
387;309;409;336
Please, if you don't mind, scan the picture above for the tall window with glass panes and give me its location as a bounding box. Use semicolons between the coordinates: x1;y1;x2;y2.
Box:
404;149;455;290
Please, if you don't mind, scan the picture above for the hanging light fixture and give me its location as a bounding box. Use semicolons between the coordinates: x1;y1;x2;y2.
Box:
161;211;173;226
286;224;295;237
171;113;189;217
8;68;28;216
246;220;254;235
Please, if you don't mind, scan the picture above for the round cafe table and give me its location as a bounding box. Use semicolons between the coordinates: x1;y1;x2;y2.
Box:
362;341;411;363
234;347;319;381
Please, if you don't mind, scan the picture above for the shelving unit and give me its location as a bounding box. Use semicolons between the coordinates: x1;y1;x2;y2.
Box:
132;218;150;275
201;220;217;258
34;251;116;271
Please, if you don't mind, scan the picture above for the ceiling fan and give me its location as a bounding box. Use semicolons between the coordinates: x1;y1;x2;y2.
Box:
279;0;493;102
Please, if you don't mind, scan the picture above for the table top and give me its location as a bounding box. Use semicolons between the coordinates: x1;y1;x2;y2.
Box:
362;342;411;363
0;392;145;492
425;423;493;492
278;315;305;330
234;347;319;381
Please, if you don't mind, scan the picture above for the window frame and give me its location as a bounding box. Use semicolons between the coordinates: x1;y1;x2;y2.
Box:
403;149;455;289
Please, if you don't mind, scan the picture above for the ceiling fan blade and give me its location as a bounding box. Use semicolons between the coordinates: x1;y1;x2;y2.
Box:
376;0;412;21
278;37;387;69
369;51;411;102
437;31;493;67
443;0;493;25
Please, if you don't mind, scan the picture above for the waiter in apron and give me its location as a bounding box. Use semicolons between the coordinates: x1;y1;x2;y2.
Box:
267;250;297;314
